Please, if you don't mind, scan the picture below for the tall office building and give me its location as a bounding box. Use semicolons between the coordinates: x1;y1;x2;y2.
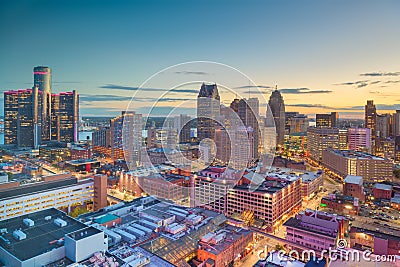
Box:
365;100;377;135
392;110;400;137
307;127;340;163
197;83;220;141
51;90;79;143
238;98;260;159
33;66;52;141
285;112;309;134
4;87;43;148
176;114;192;144
376;114;391;139
316;112;338;128
268;87;285;146
348;128;372;153
111;111;143;168
4;67;79;148
4;91;20;145
229;98;240;113
365;100;377;153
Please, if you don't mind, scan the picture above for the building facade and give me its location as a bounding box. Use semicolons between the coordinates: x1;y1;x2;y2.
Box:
268;88;285;146
322;149;393;182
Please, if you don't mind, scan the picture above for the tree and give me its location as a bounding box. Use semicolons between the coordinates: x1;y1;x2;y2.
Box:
70;206;88;217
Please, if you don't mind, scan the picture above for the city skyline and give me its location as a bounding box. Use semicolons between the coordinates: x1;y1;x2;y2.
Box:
1;1;400;117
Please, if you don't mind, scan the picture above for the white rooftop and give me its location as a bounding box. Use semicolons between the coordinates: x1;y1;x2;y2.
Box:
344;175;363;185
374;183;392;191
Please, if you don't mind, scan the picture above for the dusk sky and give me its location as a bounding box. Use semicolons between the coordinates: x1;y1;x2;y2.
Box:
1;0;400;118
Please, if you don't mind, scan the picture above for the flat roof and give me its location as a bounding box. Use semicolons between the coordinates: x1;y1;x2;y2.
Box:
65;159;99;165
67;227;101;241
344;175;363;185
374;183;392;191
94;214;120;224
329;149;387;161
0;208;88;261
0;177;80;200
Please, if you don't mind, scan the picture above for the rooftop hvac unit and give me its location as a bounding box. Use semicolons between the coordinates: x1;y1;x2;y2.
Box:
54;218;67;227
13;230;26;241
0;228;7;234
23;218;34;227
45;216;52;221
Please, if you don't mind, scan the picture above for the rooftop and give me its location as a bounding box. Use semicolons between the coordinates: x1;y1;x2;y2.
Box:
65;158;99;165
0;177;85;201
66;227;101;241
0;208;88;261
344;175;363;185
198;225;253;255
94;214;120;224
374;183;392;191
328;149;387;161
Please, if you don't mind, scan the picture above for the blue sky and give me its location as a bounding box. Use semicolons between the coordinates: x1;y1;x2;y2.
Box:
1;0;400;117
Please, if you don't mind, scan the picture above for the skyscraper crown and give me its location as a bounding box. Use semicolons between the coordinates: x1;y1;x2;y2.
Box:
198;83;220;100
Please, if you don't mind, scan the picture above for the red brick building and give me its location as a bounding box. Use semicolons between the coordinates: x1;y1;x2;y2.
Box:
373;183;393;200
197;226;253;267
343;175;365;202
93;174;108;211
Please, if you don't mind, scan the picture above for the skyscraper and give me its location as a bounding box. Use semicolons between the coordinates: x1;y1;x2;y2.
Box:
111;111;143;168
268;87;285;146
365;100;377;153
4;90;20;145
316;112;339;128
348;128;372;153
376;114;391;139
197;83;220;142
392;110;400;137
33;66;52;141
4;67;79;148
51;90;79;143
4;87;43;148
365;100;377;136
176;114;192;144
238;98;260;160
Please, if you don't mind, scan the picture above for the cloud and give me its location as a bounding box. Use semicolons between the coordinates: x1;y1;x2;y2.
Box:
80;94;133;102
348;104;400;110
279;88;332;94
174;71;209;75
235;85;273;89
81;94;195;103
385;80;400;84
370;81;381;85
334;80;369;86
136;106;196;116
285;104;334;109
360;72;400;77
99;84;199;94
356;82;368;88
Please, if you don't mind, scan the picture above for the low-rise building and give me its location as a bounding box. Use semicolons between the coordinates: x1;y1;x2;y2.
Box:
343;175;365;202
349;222;400;255
0;208;107;267
321;194;359;215
373;183;393;200
284;209;348;252
301;170;324;200
197;225;253;267
0;174;94;220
